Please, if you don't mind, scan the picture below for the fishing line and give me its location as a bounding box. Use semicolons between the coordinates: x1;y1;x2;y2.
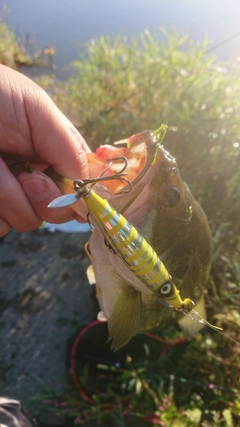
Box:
160;299;239;345
182;309;240;345
206;31;240;54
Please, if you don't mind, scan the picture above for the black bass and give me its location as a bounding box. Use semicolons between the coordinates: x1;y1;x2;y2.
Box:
47;128;212;350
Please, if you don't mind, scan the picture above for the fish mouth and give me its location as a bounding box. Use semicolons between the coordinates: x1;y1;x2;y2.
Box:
87;127;166;195
45;126;167;217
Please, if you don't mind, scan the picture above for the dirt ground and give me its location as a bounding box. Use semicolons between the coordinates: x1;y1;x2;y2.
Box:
0;228;97;424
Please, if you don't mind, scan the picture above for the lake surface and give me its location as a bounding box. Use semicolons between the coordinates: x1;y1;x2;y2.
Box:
1;0;240;78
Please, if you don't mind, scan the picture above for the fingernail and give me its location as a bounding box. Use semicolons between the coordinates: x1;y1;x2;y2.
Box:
21;177;48;200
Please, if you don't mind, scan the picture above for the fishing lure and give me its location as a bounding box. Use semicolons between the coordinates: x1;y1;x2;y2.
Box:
48;158;194;313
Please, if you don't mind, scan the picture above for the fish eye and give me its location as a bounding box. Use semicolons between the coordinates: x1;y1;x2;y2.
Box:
163;186;181;208
160;282;173;296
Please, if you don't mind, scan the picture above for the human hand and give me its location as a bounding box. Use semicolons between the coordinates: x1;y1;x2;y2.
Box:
0;65;91;237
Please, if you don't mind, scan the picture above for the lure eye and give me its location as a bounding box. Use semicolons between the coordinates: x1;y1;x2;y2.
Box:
163;186;181;208
160;282;173;296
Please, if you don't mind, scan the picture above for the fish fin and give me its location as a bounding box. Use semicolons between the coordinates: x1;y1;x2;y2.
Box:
97;311;108;322
178;294;206;338
86;265;96;285
108;288;142;351
86;265;103;301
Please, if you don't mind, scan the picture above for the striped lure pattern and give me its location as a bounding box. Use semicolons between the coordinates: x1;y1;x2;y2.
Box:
84;188;193;311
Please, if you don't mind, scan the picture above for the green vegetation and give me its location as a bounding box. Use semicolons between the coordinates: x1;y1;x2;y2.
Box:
3;24;240;426
0;8;55;69
38;30;240;231
0;19;31;68
33;325;240;426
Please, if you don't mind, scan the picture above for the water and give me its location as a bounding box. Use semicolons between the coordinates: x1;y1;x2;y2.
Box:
1;0;240;78
43;220;90;233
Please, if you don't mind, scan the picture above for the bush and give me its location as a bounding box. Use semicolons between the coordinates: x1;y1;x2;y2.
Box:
46;30;239;234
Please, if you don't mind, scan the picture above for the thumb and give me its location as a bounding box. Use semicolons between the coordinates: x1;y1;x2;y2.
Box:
17;171;77;224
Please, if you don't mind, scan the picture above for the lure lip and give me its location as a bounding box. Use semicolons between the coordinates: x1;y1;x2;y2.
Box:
48;193;80;208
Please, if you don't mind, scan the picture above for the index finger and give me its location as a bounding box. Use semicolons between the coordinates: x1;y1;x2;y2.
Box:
1;65;91;180
26;89;91;179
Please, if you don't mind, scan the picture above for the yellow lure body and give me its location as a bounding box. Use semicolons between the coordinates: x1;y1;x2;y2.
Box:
84;190;186;310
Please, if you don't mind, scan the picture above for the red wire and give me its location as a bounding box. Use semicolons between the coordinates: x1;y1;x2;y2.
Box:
70;319;103;404
144;331;188;346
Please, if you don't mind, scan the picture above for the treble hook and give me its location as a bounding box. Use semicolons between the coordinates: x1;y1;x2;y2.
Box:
48;156;132;208
73;156;132;197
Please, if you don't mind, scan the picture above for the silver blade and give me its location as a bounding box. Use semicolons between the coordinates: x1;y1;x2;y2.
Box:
48;194;80;208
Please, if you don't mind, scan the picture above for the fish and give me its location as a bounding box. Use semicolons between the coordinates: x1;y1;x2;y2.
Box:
47;127;212;350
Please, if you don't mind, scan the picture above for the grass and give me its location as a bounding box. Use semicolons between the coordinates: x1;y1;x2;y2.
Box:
0;7;55;69
33;324;240;426
2;24;240;426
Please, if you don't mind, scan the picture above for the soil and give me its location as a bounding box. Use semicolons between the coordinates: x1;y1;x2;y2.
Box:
0;228;97;425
